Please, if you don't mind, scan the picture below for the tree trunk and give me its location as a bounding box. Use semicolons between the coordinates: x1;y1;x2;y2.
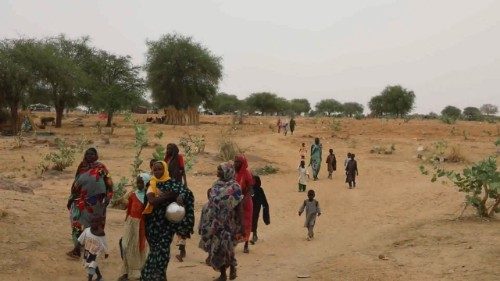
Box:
55;106;64;128
488;197;500;217
106;111;113;127
9;103;19;134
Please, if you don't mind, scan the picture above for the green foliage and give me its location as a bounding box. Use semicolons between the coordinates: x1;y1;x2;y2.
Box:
441;105;461;120
495;138;500;147
152;146;165;161
111;177;128;206
245;92;283;115
254;165;279;175
330;119;342;133
342;102;364;117
440;115;457;124
218;131;240;161
290;99;311;115
315;99;343;115
154;131;164;140
44;138;77;171
421;156;500;217
85;50;145;127
129;116;148;182
145;33;223;110
368;85;415;117
462;107;483;121
205;92;242;114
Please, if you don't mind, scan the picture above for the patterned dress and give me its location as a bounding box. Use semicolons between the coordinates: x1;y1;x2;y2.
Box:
140;180;194;281
310;142;322;179
200;163;243;270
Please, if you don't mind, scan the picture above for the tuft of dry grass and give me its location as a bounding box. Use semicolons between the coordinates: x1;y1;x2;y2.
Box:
447;146;466;163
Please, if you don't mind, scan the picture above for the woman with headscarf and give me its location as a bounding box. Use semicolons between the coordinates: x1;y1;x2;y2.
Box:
234;154;254;253
164;143;195;262
66;148;113;259
200;162;243;281
309;138;323;181
140;161;194;281
118;172;150;281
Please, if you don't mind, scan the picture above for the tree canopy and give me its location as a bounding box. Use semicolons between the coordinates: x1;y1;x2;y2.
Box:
480;104;498;116
86;50;145;126
290;99;311;115
441;105;461;120
315;99;343;115
245;92;281;114
205;92;241;114
145;34;223;110
368;85;415;117
462;106;482;121
342;102;364;117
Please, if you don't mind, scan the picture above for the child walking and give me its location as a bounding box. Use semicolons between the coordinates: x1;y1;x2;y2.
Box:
297;160;310;192
298;190;321;241
118;173;150;281
251;175;270;244
78;216;109;281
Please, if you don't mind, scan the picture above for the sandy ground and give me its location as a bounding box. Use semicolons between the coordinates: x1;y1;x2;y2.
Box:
0;114;499;281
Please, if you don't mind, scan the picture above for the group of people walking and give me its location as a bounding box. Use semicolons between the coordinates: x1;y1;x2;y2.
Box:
67;146;270;281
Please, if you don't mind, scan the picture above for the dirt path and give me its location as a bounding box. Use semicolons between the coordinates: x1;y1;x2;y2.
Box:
0;116;498;281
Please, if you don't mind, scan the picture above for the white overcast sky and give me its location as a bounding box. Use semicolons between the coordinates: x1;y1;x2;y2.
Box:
1;0;499;113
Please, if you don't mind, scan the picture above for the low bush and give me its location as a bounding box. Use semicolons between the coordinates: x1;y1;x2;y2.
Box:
254;165;279;175
44;138;77;171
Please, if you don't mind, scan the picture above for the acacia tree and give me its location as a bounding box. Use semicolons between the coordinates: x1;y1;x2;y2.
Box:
290;98;311;115
441;105;461;120
205;92;241;114
480;104;498;116
463;107;482;121
342;102;364;117
28;35;92;127
369;85;415;117
315;99;343;116
145;34;222;121
87;50;145;126
245;92;280;115
0;39;36;132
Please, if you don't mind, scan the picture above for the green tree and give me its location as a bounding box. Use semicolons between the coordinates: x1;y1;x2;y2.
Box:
290;98;311;115
441;105;461;120
480;104;498;116
369;85;415;117
315;99;343;116
86;50;145;126
28;35;93;127
145;34;223;110
0;38;36;132
462;106;483;121
245;92;280;115
205;92;241;114
275;97;291;115
342;102;364;117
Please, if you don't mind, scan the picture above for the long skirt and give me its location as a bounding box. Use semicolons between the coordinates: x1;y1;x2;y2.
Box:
120;217;148;279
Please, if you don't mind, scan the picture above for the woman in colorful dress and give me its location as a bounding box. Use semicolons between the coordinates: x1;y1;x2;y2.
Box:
200;162;244;281
66;148;113;258
140;161;194;281
234;154;254;253
118;172;150;281
309;138;323;181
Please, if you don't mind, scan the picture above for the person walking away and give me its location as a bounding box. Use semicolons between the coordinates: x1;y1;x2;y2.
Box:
118;173;150;281
298;190;321;241
67;148;113;259
326;149;337;179
277;118;282;133
297;160;310;192
283;122;289;136
199;163;244;281
289;118;296;135
234;155;255;254
344;152;352;168
309;138;323;181
251;175;270;244
345;154;359;188
299;143;308;160
77;216;109;281
141;161;194;281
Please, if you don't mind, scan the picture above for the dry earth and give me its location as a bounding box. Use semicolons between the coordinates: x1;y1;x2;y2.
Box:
0;114;499;281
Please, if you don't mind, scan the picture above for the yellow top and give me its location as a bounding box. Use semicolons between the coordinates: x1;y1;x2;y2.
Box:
142;161;170;215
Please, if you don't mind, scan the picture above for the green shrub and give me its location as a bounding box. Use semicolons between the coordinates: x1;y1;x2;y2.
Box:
44;138;77;171
254;165;279;175
111;177;128;206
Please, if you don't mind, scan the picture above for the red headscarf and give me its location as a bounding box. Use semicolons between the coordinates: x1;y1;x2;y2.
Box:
235;154;254;195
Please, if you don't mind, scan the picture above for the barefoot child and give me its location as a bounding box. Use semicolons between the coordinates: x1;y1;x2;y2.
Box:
118;173;150;281
78;216;109;281
297;160;310;192
298;190;321;240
